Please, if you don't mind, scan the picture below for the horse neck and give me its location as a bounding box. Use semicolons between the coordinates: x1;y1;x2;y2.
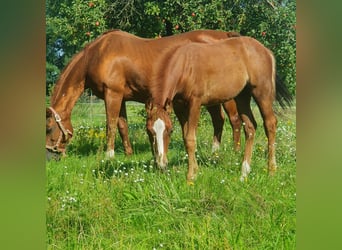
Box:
151;71;177;108
50;52;86;120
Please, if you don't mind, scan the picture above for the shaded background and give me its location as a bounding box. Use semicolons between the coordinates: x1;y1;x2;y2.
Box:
296;1;342;249
0;1;46;249
1;0;341;249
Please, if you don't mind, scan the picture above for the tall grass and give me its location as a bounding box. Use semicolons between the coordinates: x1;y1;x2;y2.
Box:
47;100;296;249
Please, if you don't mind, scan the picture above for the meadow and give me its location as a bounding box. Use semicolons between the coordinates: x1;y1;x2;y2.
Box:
46;98;296;249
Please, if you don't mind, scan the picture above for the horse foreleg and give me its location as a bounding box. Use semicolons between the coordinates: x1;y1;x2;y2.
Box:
117;101;133;156
104;88;123;158
206;105;224;152
184;100;201;184
222;100;242;151
240;113;256;181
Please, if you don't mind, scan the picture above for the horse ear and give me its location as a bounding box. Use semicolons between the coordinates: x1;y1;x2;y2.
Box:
164;98;173;114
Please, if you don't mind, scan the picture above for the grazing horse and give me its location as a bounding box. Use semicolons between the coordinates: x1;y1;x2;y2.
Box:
46;29;243;160
146;36;293;183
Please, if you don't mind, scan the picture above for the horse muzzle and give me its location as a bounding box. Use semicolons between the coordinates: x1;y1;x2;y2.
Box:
46;148;62;161
155;153;168;170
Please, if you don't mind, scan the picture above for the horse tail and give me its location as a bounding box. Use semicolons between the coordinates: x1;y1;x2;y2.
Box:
269;49;293;109
275;74;294;109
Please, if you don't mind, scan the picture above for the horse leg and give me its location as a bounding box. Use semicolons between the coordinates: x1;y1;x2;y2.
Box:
184;100;202;184
117;101;133;156
104;87;123;158
206;105;224;152
173;100;189;144
252;92;278;175
222;100;242;151
235;90;257;181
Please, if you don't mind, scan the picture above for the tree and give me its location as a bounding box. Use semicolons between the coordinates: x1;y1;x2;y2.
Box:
46;0;107;92
46;0;296;95
143;0;296;94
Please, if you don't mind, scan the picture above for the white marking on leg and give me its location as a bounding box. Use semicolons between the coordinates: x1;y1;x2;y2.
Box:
106;149;115;158
240;160;251;182
212;141;220;152
153;118;166;158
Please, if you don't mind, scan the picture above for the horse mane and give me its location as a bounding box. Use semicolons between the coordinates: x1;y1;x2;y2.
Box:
50;49;86;105
51;29;127;104
150;40;193;104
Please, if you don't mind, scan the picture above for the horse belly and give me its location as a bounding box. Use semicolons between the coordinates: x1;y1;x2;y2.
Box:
201;76;246;105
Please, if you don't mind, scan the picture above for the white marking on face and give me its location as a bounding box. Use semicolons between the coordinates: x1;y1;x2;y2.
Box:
240;160;251;182
153;118;166;156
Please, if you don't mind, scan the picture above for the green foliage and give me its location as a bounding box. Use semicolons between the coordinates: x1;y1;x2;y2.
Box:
46;0;107;90
46;0;296;93
236;1;296;94
126;0;296;94
46;62;60;91
47;102;296;249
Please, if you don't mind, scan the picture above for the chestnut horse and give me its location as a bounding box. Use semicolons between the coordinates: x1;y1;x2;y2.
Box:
46;29;242;159
146;36;293;183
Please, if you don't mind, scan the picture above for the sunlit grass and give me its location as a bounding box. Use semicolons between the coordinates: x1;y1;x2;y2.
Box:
47;100;296;249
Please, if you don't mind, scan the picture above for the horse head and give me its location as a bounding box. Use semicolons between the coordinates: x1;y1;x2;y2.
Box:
46;107;73;160
145;98;173;170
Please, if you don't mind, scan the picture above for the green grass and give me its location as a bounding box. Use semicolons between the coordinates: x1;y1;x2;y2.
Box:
47;100;296;249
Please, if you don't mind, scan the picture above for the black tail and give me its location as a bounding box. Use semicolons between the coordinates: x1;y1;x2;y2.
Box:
275;74;294;109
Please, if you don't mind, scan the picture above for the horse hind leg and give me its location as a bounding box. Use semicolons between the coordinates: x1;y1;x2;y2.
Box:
253;90;278;175
173;100;189;144
117;101;133;156
235;90;257;181
222;100;242;151
206;105;224;152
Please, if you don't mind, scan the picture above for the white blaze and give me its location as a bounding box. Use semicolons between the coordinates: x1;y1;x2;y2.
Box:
153;118;166;156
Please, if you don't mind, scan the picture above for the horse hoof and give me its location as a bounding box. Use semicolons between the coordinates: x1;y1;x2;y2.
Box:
187;181;195;186
124;148;133;156
269;165;277;175
234;145;241;152
211;141;220;152
239;176;248;182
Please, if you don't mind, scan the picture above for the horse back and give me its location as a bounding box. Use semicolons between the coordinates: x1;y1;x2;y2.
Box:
156;36;275;104
83;30;243;101
235;37;276;90
172;29;240;43
84;29;240;79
